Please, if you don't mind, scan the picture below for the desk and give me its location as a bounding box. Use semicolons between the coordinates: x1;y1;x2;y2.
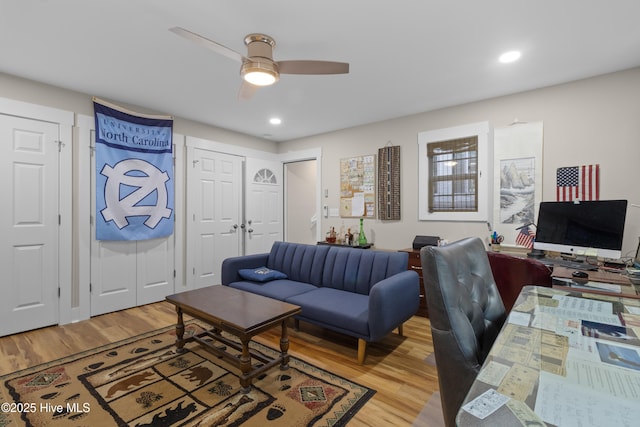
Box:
551;266;639;298
457;286;640;426
399;248;428;317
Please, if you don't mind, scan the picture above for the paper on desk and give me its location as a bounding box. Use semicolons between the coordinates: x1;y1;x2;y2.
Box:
462;389;510;420
477;360;510;387
569;355;640;392
531;312;563;331
536;295;622;326
535;363;640;427
507;310;531;326
554;295;614;313
506;399;546;426
595;341;640;372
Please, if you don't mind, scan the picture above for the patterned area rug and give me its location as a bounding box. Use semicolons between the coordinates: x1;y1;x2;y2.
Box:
0;322;375;426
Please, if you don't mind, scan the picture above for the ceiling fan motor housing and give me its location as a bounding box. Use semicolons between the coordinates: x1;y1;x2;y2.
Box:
244;34;276;58
241;34;279;84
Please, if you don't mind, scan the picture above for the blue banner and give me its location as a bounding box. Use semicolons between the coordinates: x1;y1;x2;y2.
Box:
94;99;174;240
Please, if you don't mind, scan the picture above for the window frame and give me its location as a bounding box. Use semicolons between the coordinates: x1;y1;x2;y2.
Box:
418;121;492;221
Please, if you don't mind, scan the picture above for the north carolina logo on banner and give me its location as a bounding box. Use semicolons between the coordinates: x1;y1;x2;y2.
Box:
101;159;171;229
94;98;174;241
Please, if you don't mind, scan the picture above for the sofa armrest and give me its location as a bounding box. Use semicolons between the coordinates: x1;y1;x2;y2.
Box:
368;270;420;341
221;253;270;285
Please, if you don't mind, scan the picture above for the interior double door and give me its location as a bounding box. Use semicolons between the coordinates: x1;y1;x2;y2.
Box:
90;238;175;316
187;146;283;289
89;131;174;317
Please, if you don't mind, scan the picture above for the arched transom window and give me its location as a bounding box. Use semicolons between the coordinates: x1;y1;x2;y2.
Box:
253;168;277;184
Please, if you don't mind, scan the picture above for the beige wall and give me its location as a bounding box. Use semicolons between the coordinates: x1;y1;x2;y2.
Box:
3;68;640;258
0;72;277;152
279;67;640;257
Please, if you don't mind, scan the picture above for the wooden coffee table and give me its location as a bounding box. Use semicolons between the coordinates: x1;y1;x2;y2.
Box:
165;285;302;392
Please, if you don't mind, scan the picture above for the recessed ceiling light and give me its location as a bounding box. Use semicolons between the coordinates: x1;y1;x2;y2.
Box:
499;50;521;63
269;117;282;125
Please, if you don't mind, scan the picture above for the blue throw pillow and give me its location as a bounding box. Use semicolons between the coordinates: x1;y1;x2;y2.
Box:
238;267;287;282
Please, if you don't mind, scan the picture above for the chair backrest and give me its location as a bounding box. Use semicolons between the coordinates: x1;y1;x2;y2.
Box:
487;251;552;312
420;237;506;427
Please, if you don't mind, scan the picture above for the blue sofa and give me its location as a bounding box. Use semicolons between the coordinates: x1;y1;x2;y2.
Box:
221;241;420;364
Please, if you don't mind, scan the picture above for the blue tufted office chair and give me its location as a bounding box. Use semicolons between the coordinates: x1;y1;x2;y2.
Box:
420;237;507;427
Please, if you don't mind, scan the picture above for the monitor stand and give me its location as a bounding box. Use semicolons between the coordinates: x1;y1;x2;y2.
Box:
527;249;545;259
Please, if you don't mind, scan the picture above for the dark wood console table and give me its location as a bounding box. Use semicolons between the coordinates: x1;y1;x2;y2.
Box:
317;241;373;249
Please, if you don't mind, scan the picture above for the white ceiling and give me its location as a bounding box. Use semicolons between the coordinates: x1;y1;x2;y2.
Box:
2;1;640;142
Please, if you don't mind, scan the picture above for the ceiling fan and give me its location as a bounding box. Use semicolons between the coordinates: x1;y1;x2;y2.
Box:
169;27;350;100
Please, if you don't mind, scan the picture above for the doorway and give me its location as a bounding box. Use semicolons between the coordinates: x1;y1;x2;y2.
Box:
185;139;285;289
285;160;318;244
0;99;73;336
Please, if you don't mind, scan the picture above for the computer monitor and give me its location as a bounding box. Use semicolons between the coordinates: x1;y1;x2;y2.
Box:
533;200;628;259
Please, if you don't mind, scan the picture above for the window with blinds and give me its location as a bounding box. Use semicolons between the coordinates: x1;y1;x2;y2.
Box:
427;136;478;212
418;121;489;222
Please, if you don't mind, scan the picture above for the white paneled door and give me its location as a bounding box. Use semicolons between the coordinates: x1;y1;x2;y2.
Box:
90;132;175;316
0;115;59;336
90;236;175;315
90;239;137;315
245;157;283;255
90;227;175;316
187;148;242;288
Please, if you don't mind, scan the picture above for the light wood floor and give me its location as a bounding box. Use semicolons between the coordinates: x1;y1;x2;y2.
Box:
0;302;445;427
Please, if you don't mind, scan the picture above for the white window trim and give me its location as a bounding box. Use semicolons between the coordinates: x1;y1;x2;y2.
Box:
418;121;492;221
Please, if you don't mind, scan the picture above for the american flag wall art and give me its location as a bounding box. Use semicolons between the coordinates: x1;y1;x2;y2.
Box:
556;164;600;202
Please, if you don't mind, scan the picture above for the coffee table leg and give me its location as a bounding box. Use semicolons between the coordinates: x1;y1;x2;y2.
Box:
175;307;186;353
280;320;291;370
239;338;252;393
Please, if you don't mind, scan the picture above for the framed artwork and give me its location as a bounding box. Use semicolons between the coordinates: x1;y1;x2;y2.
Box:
492;122;543;247
378;145;401;220
340;155;376;218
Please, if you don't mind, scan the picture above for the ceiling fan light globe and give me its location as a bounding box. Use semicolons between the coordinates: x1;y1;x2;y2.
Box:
241;61;279;86
244;71;277;86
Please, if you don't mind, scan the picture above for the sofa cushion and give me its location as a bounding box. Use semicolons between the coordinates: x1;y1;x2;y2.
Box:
267;242;330;287
322;247;409;295
286;288;369;337
228;279;317;301
238;266;287;282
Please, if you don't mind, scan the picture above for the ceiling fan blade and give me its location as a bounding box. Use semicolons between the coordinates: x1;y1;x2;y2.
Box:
238;80;259;101
169;27;245;63
277;60;349;75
